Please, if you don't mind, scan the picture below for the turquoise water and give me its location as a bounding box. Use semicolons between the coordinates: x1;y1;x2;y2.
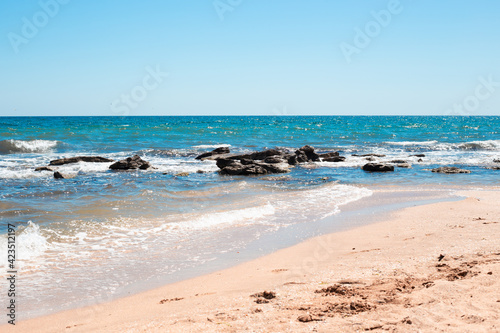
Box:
0;116;499;319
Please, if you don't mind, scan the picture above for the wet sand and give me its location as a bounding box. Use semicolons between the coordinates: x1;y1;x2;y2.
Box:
4;190;500;332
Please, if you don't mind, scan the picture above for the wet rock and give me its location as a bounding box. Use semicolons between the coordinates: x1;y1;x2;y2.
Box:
195;147;230;160
35;166;53;172
295;145;320;162
49;156;114;166
109;155;152;170
494;159;500;163
318;152;340;158
417;158;424;162
174;172;189;177
216;158;239;169
287;154;298;165
263;156;285;164
54;171;65;179
323;156;346;162
362;163;394;172
390;160;407;164
219;164;268;176
53;171;75;179
431;167;471;174
229;149;283;161
411;154;426;158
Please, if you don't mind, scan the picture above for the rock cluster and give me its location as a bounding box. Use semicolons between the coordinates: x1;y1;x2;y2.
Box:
211;145;329;175
109;155;152;170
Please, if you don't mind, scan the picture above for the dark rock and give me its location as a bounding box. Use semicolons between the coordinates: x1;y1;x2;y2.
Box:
264;156;285;164
49;156;114;166
390;160;407;164
216;158;239;169
352;153;386;157
286;154;298;165
362;163;394;172
35;166;53;172
489;166;500;170
53;171;65;179
109;155;152;170
295;150;309;163
195;147;230;160
494;159;500;163
417;158;423;162
296;145;320;162
411;154;426;158
432;167;471;174
229;149;283;161
318;152;340;158
365;157;375;161
240;158;255;165
220;164;268;176
256;162;290;174
323;156;346;162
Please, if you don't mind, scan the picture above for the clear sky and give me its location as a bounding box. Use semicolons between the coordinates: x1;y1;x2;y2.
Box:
1;0;499;116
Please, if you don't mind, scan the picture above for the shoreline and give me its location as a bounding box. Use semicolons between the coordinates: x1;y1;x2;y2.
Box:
4;188;500;332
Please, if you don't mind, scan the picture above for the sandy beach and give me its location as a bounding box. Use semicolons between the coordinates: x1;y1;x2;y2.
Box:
4;189;500;333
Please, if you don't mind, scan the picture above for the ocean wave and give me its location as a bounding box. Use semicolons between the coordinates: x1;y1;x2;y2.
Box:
456;140;500;151
0;221;50;270
0;139;59;154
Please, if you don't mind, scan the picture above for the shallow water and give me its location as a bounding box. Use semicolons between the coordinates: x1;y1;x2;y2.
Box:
0;116;499;319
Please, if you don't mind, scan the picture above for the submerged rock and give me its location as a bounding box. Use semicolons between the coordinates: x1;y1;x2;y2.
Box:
431;167;471;174
323;156;346;162
53;171;75;179
49;156;114;166
174;172;189;177
109;155;151;170
318;152;340;158
35;166;53;172
362;163;394;172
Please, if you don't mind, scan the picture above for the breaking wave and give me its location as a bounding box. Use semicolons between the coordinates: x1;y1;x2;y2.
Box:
0;139;60;154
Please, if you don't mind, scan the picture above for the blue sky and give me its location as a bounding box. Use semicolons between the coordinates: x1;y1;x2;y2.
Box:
0;0;499;116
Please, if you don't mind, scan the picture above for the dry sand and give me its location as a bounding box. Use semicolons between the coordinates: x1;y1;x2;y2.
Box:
4;190;500;332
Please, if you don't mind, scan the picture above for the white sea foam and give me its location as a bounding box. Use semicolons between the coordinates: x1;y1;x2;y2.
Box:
0;221;50;270
192;144;231;149
386;140;438;146
0;139;59;154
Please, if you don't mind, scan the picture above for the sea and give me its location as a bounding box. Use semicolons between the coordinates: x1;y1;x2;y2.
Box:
0;116;499;319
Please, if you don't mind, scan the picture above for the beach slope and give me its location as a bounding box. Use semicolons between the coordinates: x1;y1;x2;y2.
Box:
4;190;500;332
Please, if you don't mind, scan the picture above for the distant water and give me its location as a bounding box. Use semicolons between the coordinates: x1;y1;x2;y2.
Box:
0;116;499;319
